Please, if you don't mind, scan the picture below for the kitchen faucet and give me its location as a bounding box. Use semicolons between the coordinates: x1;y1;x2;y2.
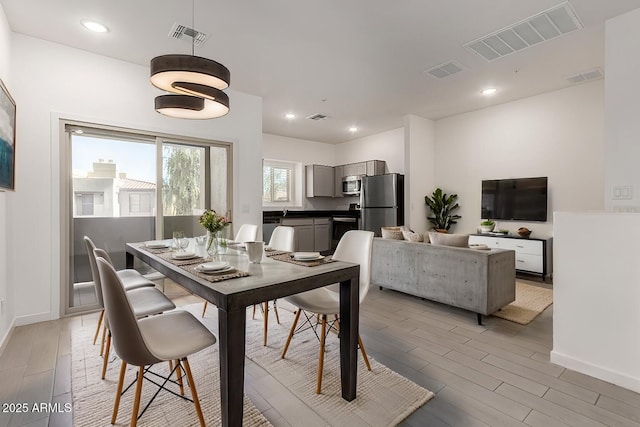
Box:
283;206;288;216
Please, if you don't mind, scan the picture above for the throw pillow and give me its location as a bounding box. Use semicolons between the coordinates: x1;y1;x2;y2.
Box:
381;226;404;240
402;229;424;242
428;232;469;248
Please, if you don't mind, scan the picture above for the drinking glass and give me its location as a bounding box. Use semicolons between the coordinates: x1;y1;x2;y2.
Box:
173;231;185;252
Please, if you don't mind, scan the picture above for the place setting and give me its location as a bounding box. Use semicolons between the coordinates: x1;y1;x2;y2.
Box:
186;260;251;282
271;251;333;267
140;239;172;254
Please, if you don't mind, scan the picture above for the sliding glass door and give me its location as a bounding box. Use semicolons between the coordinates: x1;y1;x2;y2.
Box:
64;123;232;314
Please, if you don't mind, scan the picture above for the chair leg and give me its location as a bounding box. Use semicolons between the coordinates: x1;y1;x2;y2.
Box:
99;324;107;356
316;315;327;394
263;302;269;346
281;309;302;358
131;366;145;427
201;301;208;318
252;304;256;320
175;359;185;396
111;360;127;424
93;309;104;345
273;300;280;324
358;335;372;371
182;357;206;427
101;332;111;379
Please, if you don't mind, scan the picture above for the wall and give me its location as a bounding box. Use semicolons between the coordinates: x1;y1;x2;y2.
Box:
335;128;405;174
550;7;640;394
262;133;339;210
552;213;640;392
604;8;640;212
435;81;605;236
0;4;12;349
7;34;262;325
404;115;435;233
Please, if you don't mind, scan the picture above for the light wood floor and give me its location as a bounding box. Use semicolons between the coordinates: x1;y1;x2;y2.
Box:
1;278;640;427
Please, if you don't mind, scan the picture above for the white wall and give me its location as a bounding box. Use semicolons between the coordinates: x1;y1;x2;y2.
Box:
7;34;262;325
604;8;640;212
404;115;435;233
435;81;605;237
335;128;405;174
550;7;640;394
552;213;640;393
0;3;13;349
262;133;340;210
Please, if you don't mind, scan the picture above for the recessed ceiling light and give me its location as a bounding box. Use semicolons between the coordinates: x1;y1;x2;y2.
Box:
81;20;109;33
481;88;497;96
348;126;358;133
285;113;296;119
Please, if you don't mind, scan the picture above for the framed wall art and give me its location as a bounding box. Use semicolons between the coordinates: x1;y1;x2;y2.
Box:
0;78;15;191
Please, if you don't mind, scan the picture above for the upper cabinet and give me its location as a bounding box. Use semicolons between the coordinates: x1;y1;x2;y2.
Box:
366;160;386;176
334;165;344;198
306;164;334;197
343;162;366;177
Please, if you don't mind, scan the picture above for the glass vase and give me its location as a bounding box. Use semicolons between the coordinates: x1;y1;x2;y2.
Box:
207;230;219;257
217;230;228;254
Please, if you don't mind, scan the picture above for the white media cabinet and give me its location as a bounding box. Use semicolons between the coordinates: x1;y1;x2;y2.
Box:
468;234;553;281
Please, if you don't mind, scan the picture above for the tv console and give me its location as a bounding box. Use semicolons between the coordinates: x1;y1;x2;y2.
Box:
468;234;553;281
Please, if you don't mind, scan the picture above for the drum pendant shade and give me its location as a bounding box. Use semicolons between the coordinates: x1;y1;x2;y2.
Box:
155;93;229;119
150;54;230;92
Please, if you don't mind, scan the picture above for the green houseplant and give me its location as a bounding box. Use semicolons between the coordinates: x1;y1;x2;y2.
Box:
425;188;461;232
480;219;495;233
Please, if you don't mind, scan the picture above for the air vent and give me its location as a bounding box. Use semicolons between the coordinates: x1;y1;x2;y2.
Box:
464;2;583;62
306;113;329;121
425;61;465;79
169;23;207;46
566;67;603;84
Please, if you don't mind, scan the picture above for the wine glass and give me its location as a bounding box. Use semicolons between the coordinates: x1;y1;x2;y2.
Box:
173;231;185;252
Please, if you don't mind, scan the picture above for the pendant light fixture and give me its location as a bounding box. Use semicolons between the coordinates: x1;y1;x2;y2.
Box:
150;0;230;119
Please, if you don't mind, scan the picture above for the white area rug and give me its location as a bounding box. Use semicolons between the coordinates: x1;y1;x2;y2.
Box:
71;303;434;426
492;282;553;325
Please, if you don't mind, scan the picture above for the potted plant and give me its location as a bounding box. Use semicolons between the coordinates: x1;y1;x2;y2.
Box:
425;188;461;232
480;219;495;233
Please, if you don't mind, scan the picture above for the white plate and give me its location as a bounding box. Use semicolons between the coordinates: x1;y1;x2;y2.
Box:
292;252;321;260
293;254;324;261
198;261;229;271
196;265;235;274
171;251;197;260
145;240;168;249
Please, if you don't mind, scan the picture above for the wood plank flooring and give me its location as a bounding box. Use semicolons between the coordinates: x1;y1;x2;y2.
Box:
1;278;640;427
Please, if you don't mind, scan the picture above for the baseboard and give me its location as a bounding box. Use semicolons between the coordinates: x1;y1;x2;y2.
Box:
14;311;53;327
550;350;640;394
0;317;16;357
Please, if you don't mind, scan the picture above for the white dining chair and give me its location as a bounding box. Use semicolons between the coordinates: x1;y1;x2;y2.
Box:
281;230;374;394
201;223;260;317
96;257;216;427
253;226;295;345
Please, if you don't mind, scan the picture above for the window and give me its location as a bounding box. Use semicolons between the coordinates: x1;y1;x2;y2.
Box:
263;160;296;204
129;193;152;214
76;193;94;216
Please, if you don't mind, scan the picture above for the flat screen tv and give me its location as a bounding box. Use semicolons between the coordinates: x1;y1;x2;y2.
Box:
481;177;548;222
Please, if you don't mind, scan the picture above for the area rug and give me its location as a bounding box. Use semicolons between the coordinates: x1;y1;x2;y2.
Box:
492;281;553;325
71;305;434;426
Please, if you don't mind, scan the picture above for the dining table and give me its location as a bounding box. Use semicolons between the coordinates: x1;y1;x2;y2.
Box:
125;240;361;427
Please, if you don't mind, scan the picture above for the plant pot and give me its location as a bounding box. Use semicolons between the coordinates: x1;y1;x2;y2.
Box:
480;225;494;233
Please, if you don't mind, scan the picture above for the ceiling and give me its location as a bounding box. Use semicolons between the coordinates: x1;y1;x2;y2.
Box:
1;0;640;144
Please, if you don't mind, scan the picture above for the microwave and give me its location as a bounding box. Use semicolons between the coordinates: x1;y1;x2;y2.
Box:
342;175;363;196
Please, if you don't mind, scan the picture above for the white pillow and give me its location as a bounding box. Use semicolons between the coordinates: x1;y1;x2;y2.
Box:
402;229;424;242
428;232;469;248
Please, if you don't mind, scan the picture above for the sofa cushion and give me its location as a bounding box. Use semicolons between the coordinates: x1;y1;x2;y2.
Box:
381;226;404;240
402;229;424;242
428;232;469;247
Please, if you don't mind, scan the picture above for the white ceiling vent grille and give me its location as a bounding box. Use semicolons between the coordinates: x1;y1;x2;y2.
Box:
464;2;583;62
169;23;207;46
306;113;329;121
425;61;465;79
566;67;603;84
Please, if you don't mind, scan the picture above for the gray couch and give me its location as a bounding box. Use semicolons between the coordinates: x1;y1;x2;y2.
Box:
370;238;516;324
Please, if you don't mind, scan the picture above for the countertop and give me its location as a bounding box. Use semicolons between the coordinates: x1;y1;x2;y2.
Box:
263;210;360;223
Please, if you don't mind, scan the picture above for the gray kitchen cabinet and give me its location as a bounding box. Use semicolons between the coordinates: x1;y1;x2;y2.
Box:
281;217;331;252
343;162;366;177
295;225;315;251
334;165;344;197
366;160;386;176
306;164;334;197
313;218;331;252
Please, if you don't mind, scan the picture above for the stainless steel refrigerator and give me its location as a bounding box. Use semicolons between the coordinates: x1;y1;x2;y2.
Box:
360;173;404;236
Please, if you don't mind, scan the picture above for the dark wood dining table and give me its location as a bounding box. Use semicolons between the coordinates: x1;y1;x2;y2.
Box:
126;242;360;427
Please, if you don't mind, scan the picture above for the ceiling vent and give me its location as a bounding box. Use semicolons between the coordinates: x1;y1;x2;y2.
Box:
169;23;207;46
566;67;603;84
306;113;329;121
464;2;583;62
425;61;465;79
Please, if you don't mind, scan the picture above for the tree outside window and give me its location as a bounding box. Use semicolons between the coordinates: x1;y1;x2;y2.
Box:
263;160;294;203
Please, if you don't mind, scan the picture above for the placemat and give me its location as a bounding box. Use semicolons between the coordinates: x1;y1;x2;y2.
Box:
182;264;251;282
265;249;290;257
270;253;334;267
157;251;209;266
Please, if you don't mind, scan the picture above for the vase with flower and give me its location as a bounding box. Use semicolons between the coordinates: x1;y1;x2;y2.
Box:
198;209;232;256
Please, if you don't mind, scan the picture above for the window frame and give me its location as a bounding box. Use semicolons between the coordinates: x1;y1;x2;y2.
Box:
262;159;301;207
